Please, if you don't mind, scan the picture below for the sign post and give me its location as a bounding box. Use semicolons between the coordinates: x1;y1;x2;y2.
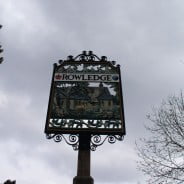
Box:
73;134;93;184
45;51;126;184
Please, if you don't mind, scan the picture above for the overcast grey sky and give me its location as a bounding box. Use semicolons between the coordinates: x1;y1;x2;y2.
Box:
0;0;184;184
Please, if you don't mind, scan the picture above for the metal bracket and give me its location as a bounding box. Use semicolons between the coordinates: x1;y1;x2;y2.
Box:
46;134;124;151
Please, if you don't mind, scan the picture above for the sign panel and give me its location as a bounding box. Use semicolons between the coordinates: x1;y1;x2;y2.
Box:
45;54;125;135
54;73;120;82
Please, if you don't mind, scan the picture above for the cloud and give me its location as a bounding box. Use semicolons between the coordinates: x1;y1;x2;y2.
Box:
0;140;73;184
92;142;141;183
1;0;184;184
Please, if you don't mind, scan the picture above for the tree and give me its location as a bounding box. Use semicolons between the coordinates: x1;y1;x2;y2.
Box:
4;180;16;184
136;93;184;184
0;24;3;64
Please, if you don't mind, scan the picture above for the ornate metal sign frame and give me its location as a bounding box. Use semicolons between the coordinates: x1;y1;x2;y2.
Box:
45;51;125;137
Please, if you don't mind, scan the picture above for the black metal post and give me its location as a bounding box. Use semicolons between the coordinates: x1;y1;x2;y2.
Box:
73;134;94;184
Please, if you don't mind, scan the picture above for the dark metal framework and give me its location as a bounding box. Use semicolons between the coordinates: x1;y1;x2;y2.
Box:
45;51;125;150
46;133;124;151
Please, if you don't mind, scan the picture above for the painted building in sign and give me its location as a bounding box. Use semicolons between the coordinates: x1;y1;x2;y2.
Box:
52;82;118;119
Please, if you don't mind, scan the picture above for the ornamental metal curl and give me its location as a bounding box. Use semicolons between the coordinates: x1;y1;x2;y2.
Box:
46;134;124;151
46;134;79;150
90;135;124;151
49;119;122;129
108;135;123;144
73;51;101;62
58;51;116;64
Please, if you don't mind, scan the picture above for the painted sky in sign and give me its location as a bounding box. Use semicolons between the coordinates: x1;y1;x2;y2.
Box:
0;0;184;184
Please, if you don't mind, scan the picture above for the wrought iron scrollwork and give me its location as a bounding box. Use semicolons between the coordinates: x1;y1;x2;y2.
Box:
90;135;124;151
58;51;116;64
72;51;101;62
49;119;122;129
46;134;79;150
90;135;107;151
46;134;124;151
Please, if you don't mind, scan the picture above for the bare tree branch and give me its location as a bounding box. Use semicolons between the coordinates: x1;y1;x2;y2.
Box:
136;93;184;184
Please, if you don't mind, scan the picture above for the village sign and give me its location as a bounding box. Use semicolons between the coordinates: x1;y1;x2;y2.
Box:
45;51;125;150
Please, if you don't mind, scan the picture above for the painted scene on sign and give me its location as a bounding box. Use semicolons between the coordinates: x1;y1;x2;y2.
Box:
50;63;122;121
51;81;121;120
